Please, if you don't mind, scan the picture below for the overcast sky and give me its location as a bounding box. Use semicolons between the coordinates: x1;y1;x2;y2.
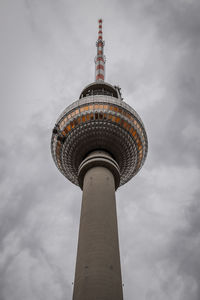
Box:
0;0;200;299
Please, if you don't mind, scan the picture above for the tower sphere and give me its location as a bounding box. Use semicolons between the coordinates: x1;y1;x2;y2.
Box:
51;81;148;188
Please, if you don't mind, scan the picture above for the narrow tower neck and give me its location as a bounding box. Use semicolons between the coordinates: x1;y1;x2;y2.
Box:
95;19;106;82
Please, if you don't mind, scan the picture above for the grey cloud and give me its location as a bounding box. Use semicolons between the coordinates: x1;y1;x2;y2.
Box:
158;192;200;300
0;112;80;300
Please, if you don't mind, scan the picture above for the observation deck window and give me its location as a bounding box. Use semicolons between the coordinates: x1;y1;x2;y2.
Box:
85;89;114;97
80;84;119;99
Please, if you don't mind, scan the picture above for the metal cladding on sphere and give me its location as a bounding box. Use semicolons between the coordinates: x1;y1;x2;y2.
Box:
51;82;148;189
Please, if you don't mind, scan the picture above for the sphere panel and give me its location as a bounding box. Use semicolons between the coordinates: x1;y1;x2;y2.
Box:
51;95;148;187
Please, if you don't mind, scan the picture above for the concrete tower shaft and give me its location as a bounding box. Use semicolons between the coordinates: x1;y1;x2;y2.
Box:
73;151;123;300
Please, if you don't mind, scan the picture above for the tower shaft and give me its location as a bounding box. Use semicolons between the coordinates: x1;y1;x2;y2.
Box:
95;19;106;81
73;152;123;300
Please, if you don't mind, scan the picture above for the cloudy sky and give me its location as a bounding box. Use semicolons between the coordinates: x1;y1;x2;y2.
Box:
0;0;200;299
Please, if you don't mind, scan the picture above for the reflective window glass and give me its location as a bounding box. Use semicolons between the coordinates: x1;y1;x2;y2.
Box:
132;130;136;137
112;115;116;122
116;117;121;123
123;121;128;128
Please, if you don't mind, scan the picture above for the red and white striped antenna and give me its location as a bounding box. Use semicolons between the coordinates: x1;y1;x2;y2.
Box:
95;19;106;81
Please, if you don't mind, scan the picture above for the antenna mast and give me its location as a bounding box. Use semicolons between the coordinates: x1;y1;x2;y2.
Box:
95;19;106;81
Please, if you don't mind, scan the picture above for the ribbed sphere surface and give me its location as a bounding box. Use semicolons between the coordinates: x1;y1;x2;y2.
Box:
51;95;148;187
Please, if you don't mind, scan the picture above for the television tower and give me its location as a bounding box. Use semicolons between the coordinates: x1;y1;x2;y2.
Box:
51;19;148;300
